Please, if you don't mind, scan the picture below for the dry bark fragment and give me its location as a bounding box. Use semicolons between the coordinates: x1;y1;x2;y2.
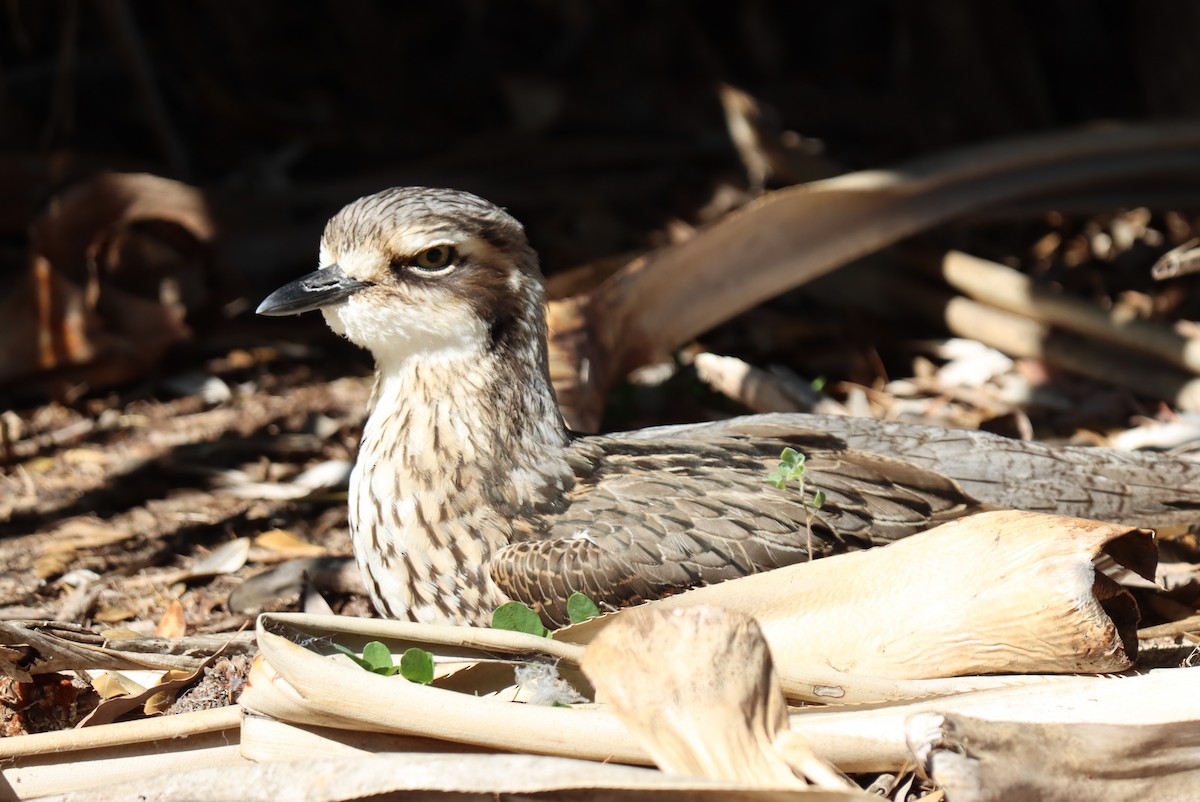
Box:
908;711;1200;802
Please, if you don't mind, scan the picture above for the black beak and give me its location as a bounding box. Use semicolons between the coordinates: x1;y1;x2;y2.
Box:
256;265;373;316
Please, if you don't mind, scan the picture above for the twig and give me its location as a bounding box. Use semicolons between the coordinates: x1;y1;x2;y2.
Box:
692;352;845;414
875;269;1200;411
936;250;1200;376
0;705;239;759
1152;237;1200;280
1139;613;1200;639
0;620;255;681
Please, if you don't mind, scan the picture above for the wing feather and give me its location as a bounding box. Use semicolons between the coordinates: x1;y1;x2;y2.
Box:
490;431;981;626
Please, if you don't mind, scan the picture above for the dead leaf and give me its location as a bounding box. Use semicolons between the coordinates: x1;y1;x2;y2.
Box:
29;172;215;286
80;662;214;727
561;511;1156;696
61;448;106;466
0;172;217;392
34;551;74;581
91;671;148;700
582;606;837;789
155;600;187;639
179;538;251;581
908;712;1200;802
99;628;142;640
548;122;1200;430
34;518;134;580
23;456;56;474
254;529;327;557
143;669;199;715
92;606;136;624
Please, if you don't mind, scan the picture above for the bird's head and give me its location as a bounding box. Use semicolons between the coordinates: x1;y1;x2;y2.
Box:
257;187;546;366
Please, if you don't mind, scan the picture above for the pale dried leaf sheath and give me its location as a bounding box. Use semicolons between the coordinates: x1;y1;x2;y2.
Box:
583;607;799;786
582;606;857;792
564;511;1154;686
243;616;643;763
239;614;1197;775
0;711;241;799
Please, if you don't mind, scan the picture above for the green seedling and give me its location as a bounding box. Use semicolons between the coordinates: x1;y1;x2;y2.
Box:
766;446;807;490
333;640;435;684
765;447;827;559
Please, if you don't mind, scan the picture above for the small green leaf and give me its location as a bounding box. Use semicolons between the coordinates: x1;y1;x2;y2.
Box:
398;647;435;684
567;592;601;624
780;449;806;482
333;641;400;675
330;641;372;671
779;447;802;469
492;601;551;637
767;447;810;489
810;490;826;509
361;641;394;671
362;641;402;675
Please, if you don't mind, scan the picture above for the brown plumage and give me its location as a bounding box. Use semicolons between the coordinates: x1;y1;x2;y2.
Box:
258;187;1200;626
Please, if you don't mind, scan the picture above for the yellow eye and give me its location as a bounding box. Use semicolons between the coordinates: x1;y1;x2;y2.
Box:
413;245;455;271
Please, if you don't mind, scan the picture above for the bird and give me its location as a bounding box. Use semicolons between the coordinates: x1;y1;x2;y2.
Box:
258;186;1200;627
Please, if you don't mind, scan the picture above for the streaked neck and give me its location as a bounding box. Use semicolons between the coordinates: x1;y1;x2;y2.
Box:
351;329;572;623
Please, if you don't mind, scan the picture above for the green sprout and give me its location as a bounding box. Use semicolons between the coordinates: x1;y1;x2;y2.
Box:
333;640;434;684
765;447;826;559
766;446;807;489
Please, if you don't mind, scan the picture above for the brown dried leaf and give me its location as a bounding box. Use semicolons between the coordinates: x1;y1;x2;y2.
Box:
0;172;216;391
29;172;215;285
34;551;74;581
582;606;824;788
91;671;148;700
92;606;136;624
180;538;252;581
549;122;1200;430
253;529;327;557
155;600;188;639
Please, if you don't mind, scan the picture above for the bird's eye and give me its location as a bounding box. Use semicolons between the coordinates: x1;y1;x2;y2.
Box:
412;245;456;272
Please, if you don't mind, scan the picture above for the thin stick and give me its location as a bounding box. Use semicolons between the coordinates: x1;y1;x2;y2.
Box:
875;269;1200;411
0;706;239;759
1152;238;1200;280
938;250;1200;376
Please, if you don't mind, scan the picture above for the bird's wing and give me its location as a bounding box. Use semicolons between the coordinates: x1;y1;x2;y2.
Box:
631;413;1200;526
489;432;981;626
